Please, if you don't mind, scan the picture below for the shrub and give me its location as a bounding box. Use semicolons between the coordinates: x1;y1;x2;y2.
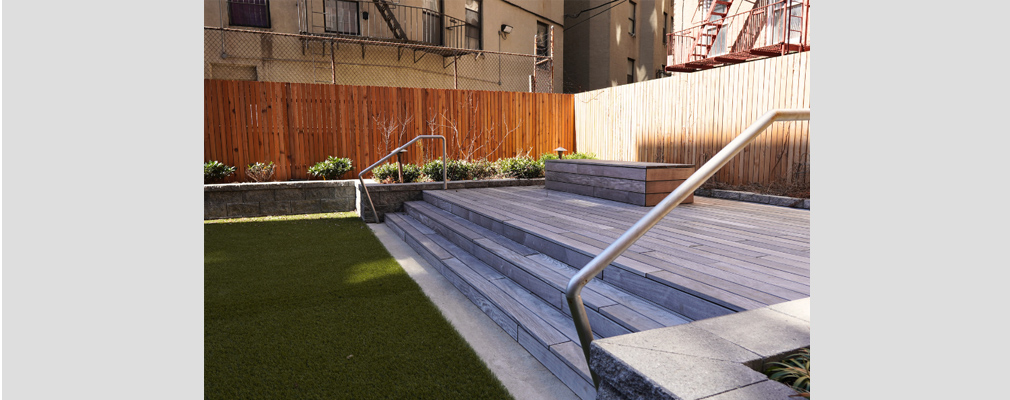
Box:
204;160;236;184
497;156;543;179
564;152;597;160
469;159;498;180
421;160;449;181
536;152;597;169
372;162;422;183
246;161;276;182
421;159;497;181
308;156;353;180
766;348;809;396
537;153;559;170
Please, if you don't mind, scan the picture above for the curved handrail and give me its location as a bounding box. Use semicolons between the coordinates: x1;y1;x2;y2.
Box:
358;135;446;223
564;109;810;388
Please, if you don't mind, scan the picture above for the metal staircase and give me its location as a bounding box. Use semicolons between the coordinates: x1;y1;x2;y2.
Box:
666;0;809;73
689;0;734;61
371;0;408;40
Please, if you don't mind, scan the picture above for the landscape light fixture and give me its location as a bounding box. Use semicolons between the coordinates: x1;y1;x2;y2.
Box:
555;147;567;159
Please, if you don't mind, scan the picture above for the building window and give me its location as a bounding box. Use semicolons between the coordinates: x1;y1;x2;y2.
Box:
465;0;481;50
663;12;668;43
627;58;635;84
229;0;270;28
324;0;360;35
421;0;443;45
536;22;549;57
629;1;636;35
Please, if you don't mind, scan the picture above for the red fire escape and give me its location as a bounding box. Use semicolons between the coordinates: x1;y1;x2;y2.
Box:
666;0;809;73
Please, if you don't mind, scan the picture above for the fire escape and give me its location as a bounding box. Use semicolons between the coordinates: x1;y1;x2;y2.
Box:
298;0;475;59
666;0;809;73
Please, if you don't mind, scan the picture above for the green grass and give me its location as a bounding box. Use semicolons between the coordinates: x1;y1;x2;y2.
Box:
205;212;513;399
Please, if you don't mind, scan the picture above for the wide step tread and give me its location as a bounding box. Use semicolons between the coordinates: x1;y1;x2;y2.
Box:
404;200;692;332
424;191;735;319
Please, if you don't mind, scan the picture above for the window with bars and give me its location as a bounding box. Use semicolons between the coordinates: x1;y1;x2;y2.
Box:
465;0;481;50
228;0;271;28
324;0;360;35
422;0;443;45
536;22;549;57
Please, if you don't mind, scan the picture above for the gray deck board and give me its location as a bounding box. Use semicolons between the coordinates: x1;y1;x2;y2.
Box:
471;188;809;252
406;199;691;331
439;188;810;304
426;186;809;312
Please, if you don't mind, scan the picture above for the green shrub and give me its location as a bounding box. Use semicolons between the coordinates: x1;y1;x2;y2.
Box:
421;159;498;181
497;156;543;179
469;159;498;180
564;152;597;160
308;156;353;180
372;162;422;183
204;160;236;184
766;348;809;396
246;161;276;182
536;152;596;169
421;160;449;181
538;152;596;162
539;152;560;162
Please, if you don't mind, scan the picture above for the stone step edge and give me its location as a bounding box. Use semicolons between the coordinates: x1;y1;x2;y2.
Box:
384;213;597;400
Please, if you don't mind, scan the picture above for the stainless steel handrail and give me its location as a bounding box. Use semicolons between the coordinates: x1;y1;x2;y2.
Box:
564;109;810;388
358;135;446;223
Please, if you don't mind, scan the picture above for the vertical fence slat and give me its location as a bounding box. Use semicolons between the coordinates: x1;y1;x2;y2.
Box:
571;52;809;188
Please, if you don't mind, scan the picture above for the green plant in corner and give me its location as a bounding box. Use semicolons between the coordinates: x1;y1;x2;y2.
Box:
246;161;276;182
204;161;236;184
497;155;543;179
308;156;353;180
563;152;597;160
766;348;810;397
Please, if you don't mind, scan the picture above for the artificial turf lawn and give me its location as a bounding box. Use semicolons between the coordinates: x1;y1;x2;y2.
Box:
205;212;513;399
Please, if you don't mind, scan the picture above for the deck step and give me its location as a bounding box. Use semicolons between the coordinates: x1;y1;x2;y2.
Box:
421;189;756;321
404;200;692;334
384;212;597;400
383;185;809;399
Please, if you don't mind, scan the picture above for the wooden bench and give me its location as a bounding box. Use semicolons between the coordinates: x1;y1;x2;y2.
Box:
544;159;696;206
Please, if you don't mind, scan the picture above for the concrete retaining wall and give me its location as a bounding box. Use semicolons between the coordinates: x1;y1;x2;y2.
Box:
204;180;357;220
204;178;547;221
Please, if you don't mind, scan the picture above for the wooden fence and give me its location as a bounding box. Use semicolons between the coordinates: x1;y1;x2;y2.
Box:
574;52;810;187
205;80;575;182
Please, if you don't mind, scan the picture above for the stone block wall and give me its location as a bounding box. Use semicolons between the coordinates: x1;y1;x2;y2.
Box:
204;180;356;220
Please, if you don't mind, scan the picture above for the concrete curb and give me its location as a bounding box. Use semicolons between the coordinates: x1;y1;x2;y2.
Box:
591;298;810;400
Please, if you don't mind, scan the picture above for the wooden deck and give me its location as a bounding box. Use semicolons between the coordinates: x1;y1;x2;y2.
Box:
430;185;810;312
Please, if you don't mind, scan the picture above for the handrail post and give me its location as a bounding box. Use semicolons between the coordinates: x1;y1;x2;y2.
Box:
565;109;809;389
358;135;446;223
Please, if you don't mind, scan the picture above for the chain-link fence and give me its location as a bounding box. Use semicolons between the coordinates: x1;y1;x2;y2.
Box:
205;27;554;93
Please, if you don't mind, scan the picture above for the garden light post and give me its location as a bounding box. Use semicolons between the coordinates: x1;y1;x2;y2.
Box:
396;149;407;183
555;147;566;159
